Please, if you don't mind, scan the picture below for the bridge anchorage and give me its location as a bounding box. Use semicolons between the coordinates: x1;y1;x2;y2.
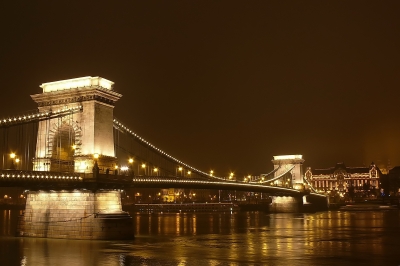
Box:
0;76;327;240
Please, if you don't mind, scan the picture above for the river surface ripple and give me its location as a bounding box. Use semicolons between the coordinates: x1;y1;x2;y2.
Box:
1;209;400;265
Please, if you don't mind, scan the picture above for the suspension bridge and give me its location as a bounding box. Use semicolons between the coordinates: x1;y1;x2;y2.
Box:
0;76;326;240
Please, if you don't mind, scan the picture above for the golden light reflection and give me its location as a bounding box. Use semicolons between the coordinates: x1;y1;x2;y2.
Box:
0;207;393;265
176;214;180;235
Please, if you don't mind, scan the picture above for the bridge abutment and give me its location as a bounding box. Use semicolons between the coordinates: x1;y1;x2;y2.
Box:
17;190;134;240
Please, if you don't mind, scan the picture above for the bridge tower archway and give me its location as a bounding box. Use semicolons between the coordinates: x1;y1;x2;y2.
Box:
31;76;122;173
47;117;77;172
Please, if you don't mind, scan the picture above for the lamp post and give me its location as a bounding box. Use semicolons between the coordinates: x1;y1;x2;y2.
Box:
177;166;183;177
10;153;16;170
15;158;20;170
128;158;134;176
141;163;146;175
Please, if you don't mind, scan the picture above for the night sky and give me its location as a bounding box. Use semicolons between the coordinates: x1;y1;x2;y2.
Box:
0;1;399;177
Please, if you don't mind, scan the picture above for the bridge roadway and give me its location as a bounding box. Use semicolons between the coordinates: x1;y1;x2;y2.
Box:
0;170;327;198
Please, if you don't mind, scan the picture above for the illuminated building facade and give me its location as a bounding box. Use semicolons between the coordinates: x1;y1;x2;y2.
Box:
304;162;381;193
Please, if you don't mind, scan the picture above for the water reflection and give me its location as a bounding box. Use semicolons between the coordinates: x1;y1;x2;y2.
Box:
1;210;400;265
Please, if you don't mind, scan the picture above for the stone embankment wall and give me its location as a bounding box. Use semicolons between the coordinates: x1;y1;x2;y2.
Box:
17;190;134;240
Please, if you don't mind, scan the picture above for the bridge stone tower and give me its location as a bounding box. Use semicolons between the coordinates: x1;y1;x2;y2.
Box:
18;77;134;240
31;76;122;173
269;155;308;213
272;155;304;189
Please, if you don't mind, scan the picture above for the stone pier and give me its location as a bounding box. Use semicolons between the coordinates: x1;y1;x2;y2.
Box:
269;196;303;213
17;190;134;240
269;195;328;213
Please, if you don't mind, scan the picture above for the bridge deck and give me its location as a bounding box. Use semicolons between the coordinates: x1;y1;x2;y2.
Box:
0;170;327;197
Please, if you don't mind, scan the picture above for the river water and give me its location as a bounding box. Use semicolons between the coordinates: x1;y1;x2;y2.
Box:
1;209;400;265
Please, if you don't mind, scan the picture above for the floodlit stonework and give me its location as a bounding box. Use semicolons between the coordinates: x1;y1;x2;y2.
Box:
272;155;304;187
17;190;134;240
31;76;122;173
269;196;302;213
18;77;134;240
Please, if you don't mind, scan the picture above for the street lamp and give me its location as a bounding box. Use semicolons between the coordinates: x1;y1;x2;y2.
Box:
210;170;214;177
114;165;119;175
141;163;146;175
128;158;134;176
15;158;20;170
10;153;16;170
187;170;191;177
229;172;234;180
153;167;158;176
178;166;183;177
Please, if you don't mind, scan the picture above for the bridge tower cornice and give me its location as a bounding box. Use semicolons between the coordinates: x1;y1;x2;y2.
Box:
31;86;122;108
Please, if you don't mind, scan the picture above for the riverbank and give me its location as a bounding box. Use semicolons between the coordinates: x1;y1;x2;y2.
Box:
338;200;399;211
340;204;399;211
